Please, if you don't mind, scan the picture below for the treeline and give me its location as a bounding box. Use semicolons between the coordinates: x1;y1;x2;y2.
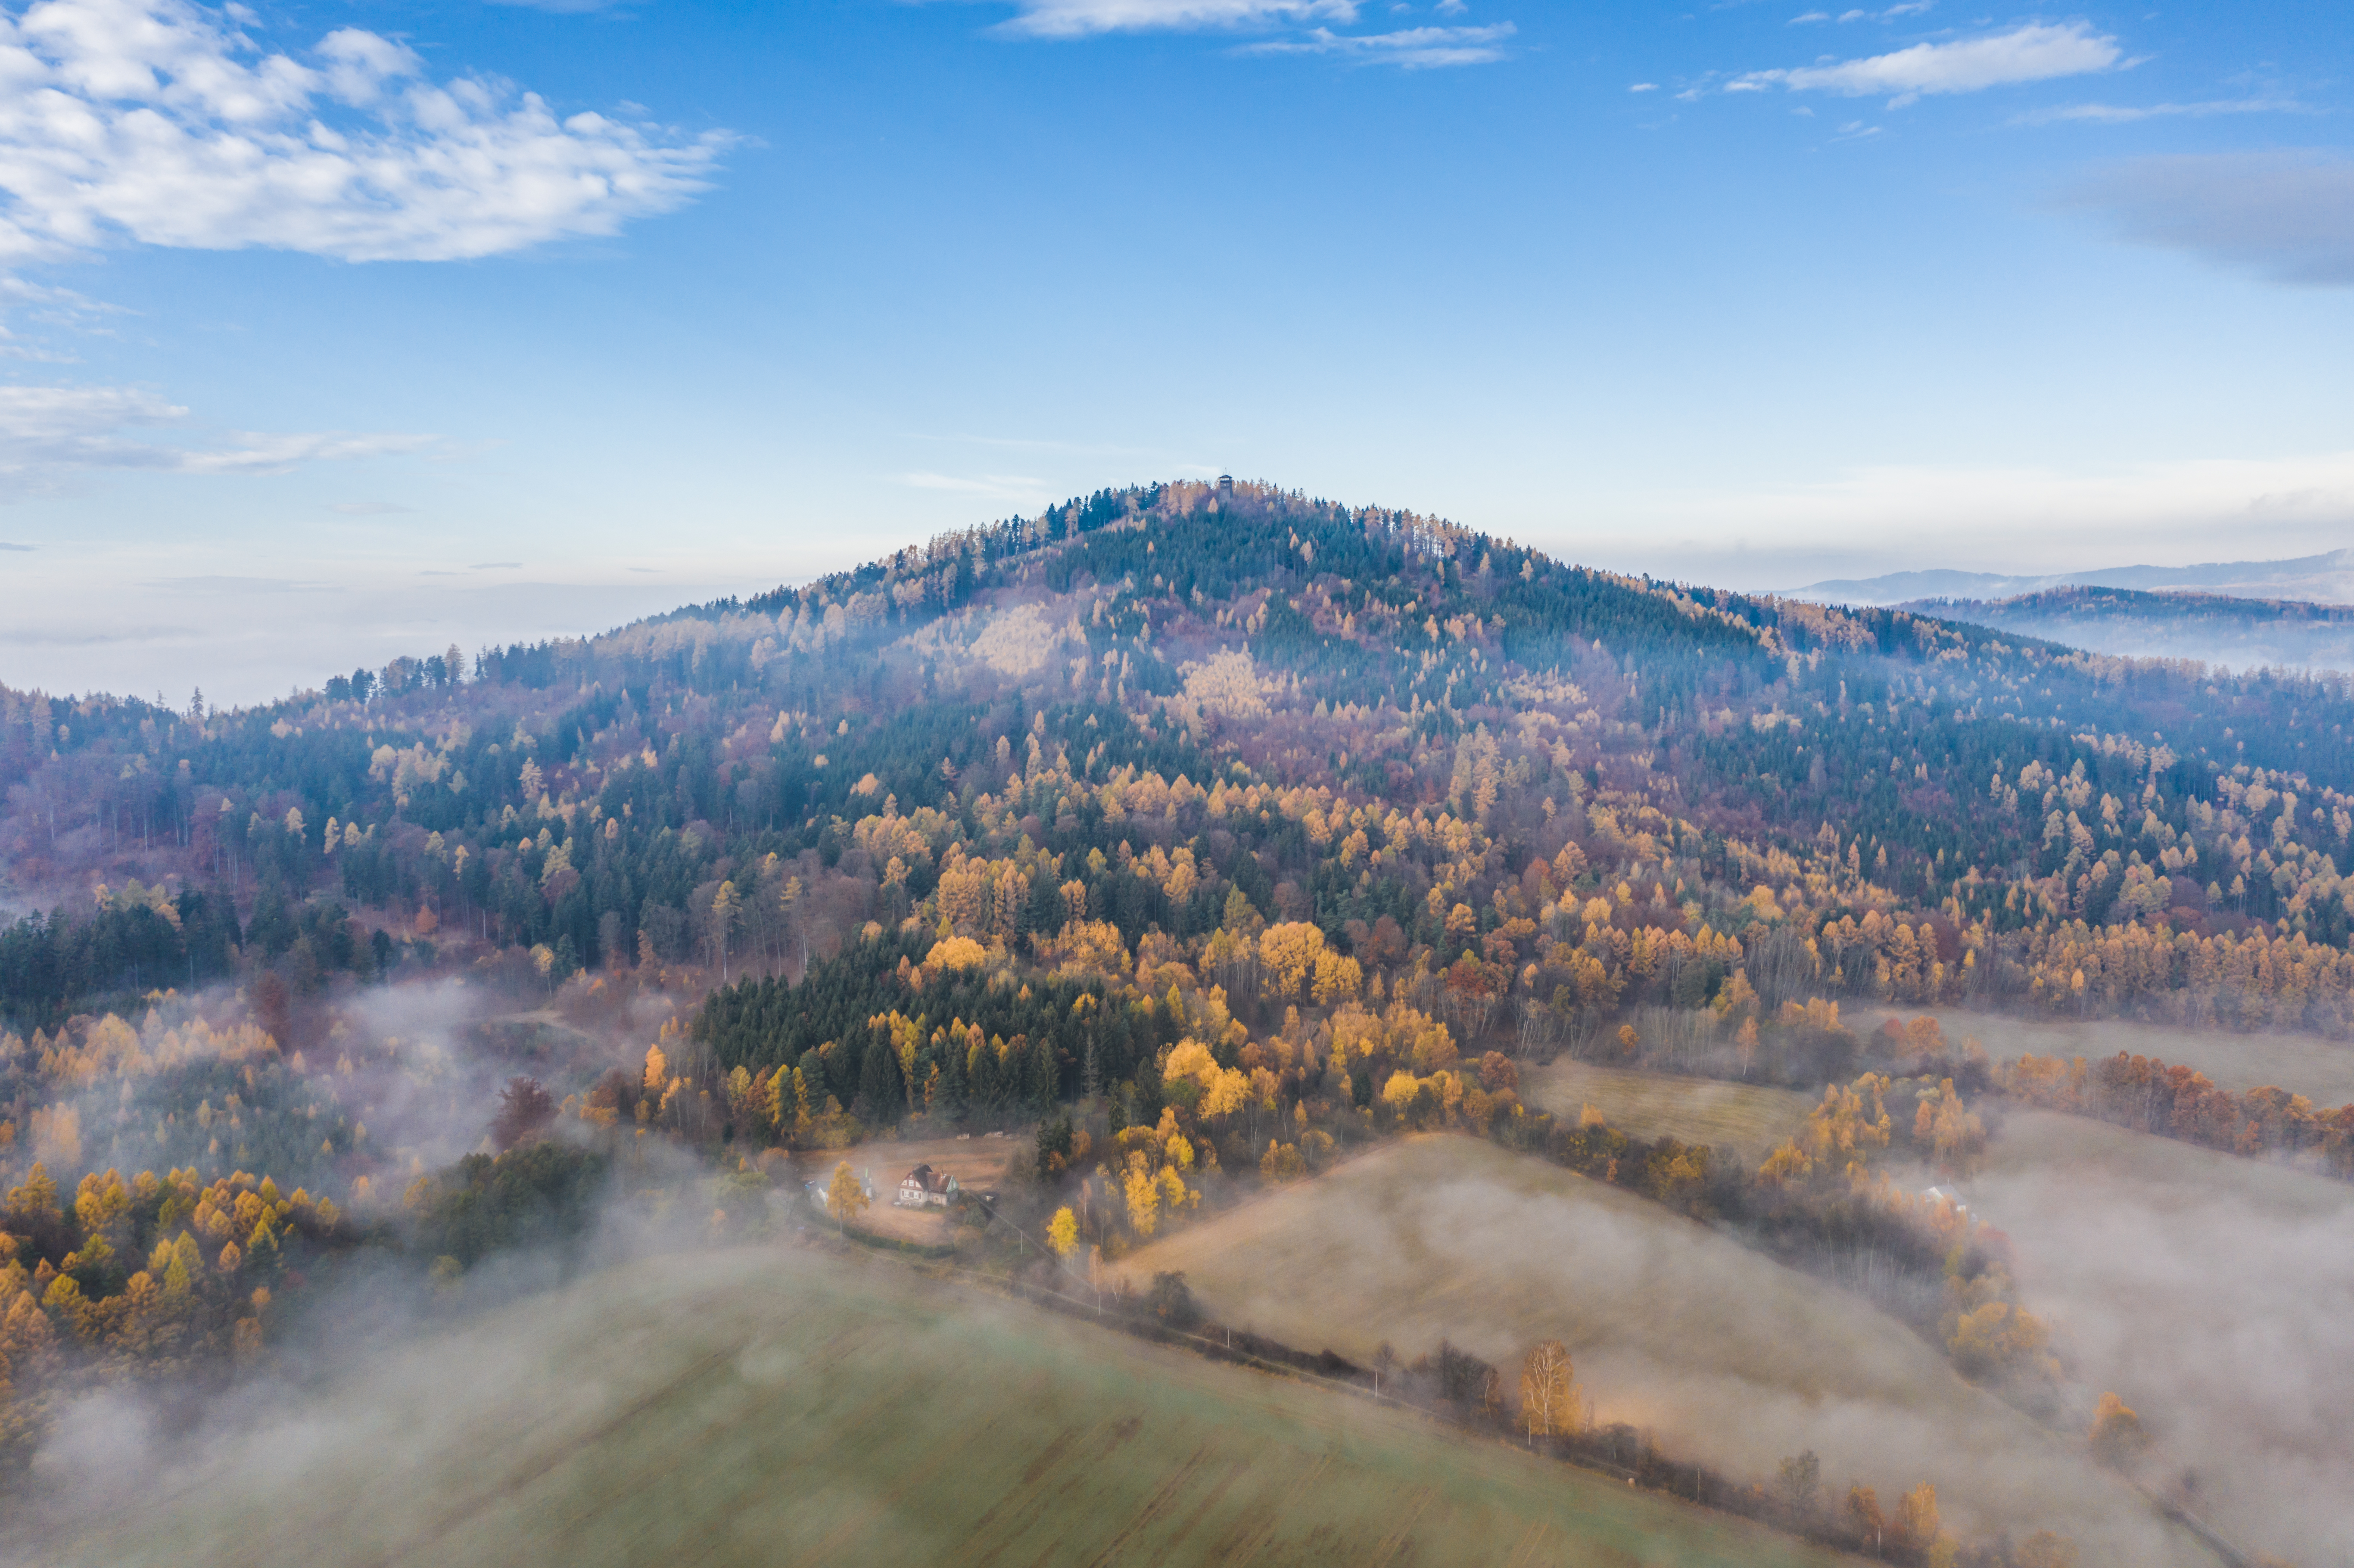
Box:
2000;1049;2354;1176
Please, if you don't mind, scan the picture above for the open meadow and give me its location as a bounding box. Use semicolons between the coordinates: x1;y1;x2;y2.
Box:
1853;1005;2354;1104
1968;1107;2354;1567
1121;1136;2205;1567
14;1242;1863;1568
1517;1061;1812;1157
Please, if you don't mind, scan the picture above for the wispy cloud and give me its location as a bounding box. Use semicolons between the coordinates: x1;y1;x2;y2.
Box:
0;386;430;496
1735;21;2121;106
2017;96;2301;126
1792;2;1927;20
329;501;413;515
901;472;1052;501
993;0;1357;39
0;540;31;551
1628;81;1660;92
0;0;734;264
2061;151;2354;287
988;0;1512;65
1242;22;1515;67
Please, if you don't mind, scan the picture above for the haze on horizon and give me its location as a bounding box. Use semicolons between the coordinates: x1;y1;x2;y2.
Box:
0;0;2347;703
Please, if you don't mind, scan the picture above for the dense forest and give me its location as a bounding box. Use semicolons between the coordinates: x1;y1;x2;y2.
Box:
9;477;2354;1041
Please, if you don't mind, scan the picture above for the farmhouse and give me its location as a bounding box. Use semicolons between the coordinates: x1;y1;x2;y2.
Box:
897;1164;959;1207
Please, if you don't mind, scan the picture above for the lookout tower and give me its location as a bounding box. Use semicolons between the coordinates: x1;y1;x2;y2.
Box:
1217;473;1233;494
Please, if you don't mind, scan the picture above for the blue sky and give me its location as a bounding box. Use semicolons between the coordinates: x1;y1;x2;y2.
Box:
0;0;2347;702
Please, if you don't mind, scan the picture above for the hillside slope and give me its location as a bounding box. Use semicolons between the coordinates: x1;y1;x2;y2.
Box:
1121;1136;2206;1568
9;477;2354;1043
18;1242;1861;1568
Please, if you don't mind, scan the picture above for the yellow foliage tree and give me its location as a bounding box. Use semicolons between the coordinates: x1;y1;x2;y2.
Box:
1047;1207;1077;1258
1259;922;1326;1003
1895;1483;1940;1552
1124;1166;1160;1237
1518;1339;1578;1439
2088;1391;2151;1469
825;1162;869;1230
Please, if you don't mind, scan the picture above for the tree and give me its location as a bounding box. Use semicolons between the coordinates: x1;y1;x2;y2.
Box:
854;1036;903;1128
707;880;741;981
2088;1391;2151;1469
1775;1451;1820;1519
1124;1165;1159;1237
491;1076;556;1151
825;1162;868;1231
1845;1484;1884;1555
1047;1206;1077;1259
1518;1339;1577;1440
1894;1482;1940;1552
2011;1533;2077;1568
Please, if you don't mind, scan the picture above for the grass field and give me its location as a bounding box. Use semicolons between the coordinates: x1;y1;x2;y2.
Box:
1970;1108;2354;1567
1122;1136;2205;1567
1518;1061;1812;1156
797;1133;1023;1242
1853;1005;2354;1104
22;1242;1867;1568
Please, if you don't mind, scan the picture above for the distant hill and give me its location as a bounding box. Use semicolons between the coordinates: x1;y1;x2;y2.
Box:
1899;585;2354;673
1793;548;2354;608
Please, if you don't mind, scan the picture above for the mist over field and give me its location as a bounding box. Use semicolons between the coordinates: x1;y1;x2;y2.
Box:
1123;1136;2209;1566
1971;1109;2354;1566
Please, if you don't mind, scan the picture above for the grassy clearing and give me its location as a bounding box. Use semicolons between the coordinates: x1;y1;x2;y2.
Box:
1970;1108;2354;1567
1854;1005;2354;1104
1122;1136;2205;1567
33;1242;1862;1568
1519;1061;1812;1156
796;1134;1023;1243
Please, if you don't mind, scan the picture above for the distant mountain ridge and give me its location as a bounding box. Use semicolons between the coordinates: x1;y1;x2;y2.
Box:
1897;584;2354;674
1791;548;2354;607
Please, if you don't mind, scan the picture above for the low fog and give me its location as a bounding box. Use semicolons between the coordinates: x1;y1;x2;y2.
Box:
1971;1109;2354;1566
1121;1135;2210;1566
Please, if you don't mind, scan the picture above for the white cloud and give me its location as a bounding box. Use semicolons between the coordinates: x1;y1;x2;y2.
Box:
2018;96;2299;125
2061;151;2354;286
0;0;732;263
900;471;1052;502
1628;81;1659;91
1789;11;1829;22
1242;22;1514;66
993;0;1358;38
0;384;430;495
1737;21;2120;103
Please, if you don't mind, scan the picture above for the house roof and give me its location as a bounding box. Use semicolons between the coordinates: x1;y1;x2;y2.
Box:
901;1163;956;1193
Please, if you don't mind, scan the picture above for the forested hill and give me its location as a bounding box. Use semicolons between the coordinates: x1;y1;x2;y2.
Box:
7;476;2354;1036
1901;585;2354;675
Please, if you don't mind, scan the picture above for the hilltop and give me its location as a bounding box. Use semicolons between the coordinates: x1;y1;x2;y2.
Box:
8;476;2354;1036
